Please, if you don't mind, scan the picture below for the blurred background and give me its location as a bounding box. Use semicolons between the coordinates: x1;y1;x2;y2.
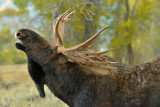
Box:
0;0;159;106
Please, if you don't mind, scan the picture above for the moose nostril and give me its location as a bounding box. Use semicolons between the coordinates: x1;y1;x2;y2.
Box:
16;32;21;36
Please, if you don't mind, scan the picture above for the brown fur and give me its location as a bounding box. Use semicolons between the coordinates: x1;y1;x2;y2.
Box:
15;29;160;107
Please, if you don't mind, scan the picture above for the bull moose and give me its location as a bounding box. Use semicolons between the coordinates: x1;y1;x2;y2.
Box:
15;10;160;107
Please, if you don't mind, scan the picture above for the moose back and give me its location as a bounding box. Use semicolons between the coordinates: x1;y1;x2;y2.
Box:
15;10;160;107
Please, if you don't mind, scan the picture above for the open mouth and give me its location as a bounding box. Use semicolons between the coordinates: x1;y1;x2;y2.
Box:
15;31;24;46
15;40;23;45
15;31;25;50
15;41;25;51
15;31;23;45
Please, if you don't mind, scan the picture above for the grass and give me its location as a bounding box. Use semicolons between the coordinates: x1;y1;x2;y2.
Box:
0;64;68;107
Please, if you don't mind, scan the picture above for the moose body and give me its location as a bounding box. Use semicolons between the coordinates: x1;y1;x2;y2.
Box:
15;43;46;98
15;11;160;107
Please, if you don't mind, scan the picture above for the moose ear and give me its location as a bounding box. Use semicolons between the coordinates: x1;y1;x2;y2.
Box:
15;42;25;51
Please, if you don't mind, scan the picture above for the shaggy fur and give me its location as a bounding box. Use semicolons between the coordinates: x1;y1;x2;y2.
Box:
15;43;45;98
15;29;160;107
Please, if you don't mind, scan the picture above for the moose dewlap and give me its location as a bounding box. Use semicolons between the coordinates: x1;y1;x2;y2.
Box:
15;10;160;107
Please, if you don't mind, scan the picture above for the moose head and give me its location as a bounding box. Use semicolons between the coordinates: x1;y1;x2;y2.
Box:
15;10;160;107
15;10;117;76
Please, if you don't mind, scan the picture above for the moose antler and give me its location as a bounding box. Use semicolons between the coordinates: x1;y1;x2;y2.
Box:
53;10;117;75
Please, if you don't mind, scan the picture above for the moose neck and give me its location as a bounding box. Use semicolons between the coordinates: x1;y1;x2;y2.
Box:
26;47;87;105
43;56;121;106
25;44;119;106
26;40;56;66
44;57;89;106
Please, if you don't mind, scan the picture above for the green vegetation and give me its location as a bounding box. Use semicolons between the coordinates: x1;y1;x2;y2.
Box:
0;64;68;107
0;0;160;65
0;0;159;106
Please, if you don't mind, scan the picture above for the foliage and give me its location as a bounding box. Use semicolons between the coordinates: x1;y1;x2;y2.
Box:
0;27;26;64
99;0;160;64
0;64;68;107
0;0;160;65
0;0;159;106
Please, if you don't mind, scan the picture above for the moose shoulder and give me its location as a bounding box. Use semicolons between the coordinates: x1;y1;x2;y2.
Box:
15;11;160;107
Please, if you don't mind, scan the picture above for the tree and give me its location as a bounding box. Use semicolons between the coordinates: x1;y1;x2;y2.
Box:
99;0;159;64
0;9;30;64
1;0;159;65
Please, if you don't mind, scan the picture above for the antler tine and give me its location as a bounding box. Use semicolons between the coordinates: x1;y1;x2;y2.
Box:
89;48;114;55
65;25;110;51
53;15;60;46
54;11;69;46
53;14;65;46
64;11;75;21
53;10;75;47
58;10;75;46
